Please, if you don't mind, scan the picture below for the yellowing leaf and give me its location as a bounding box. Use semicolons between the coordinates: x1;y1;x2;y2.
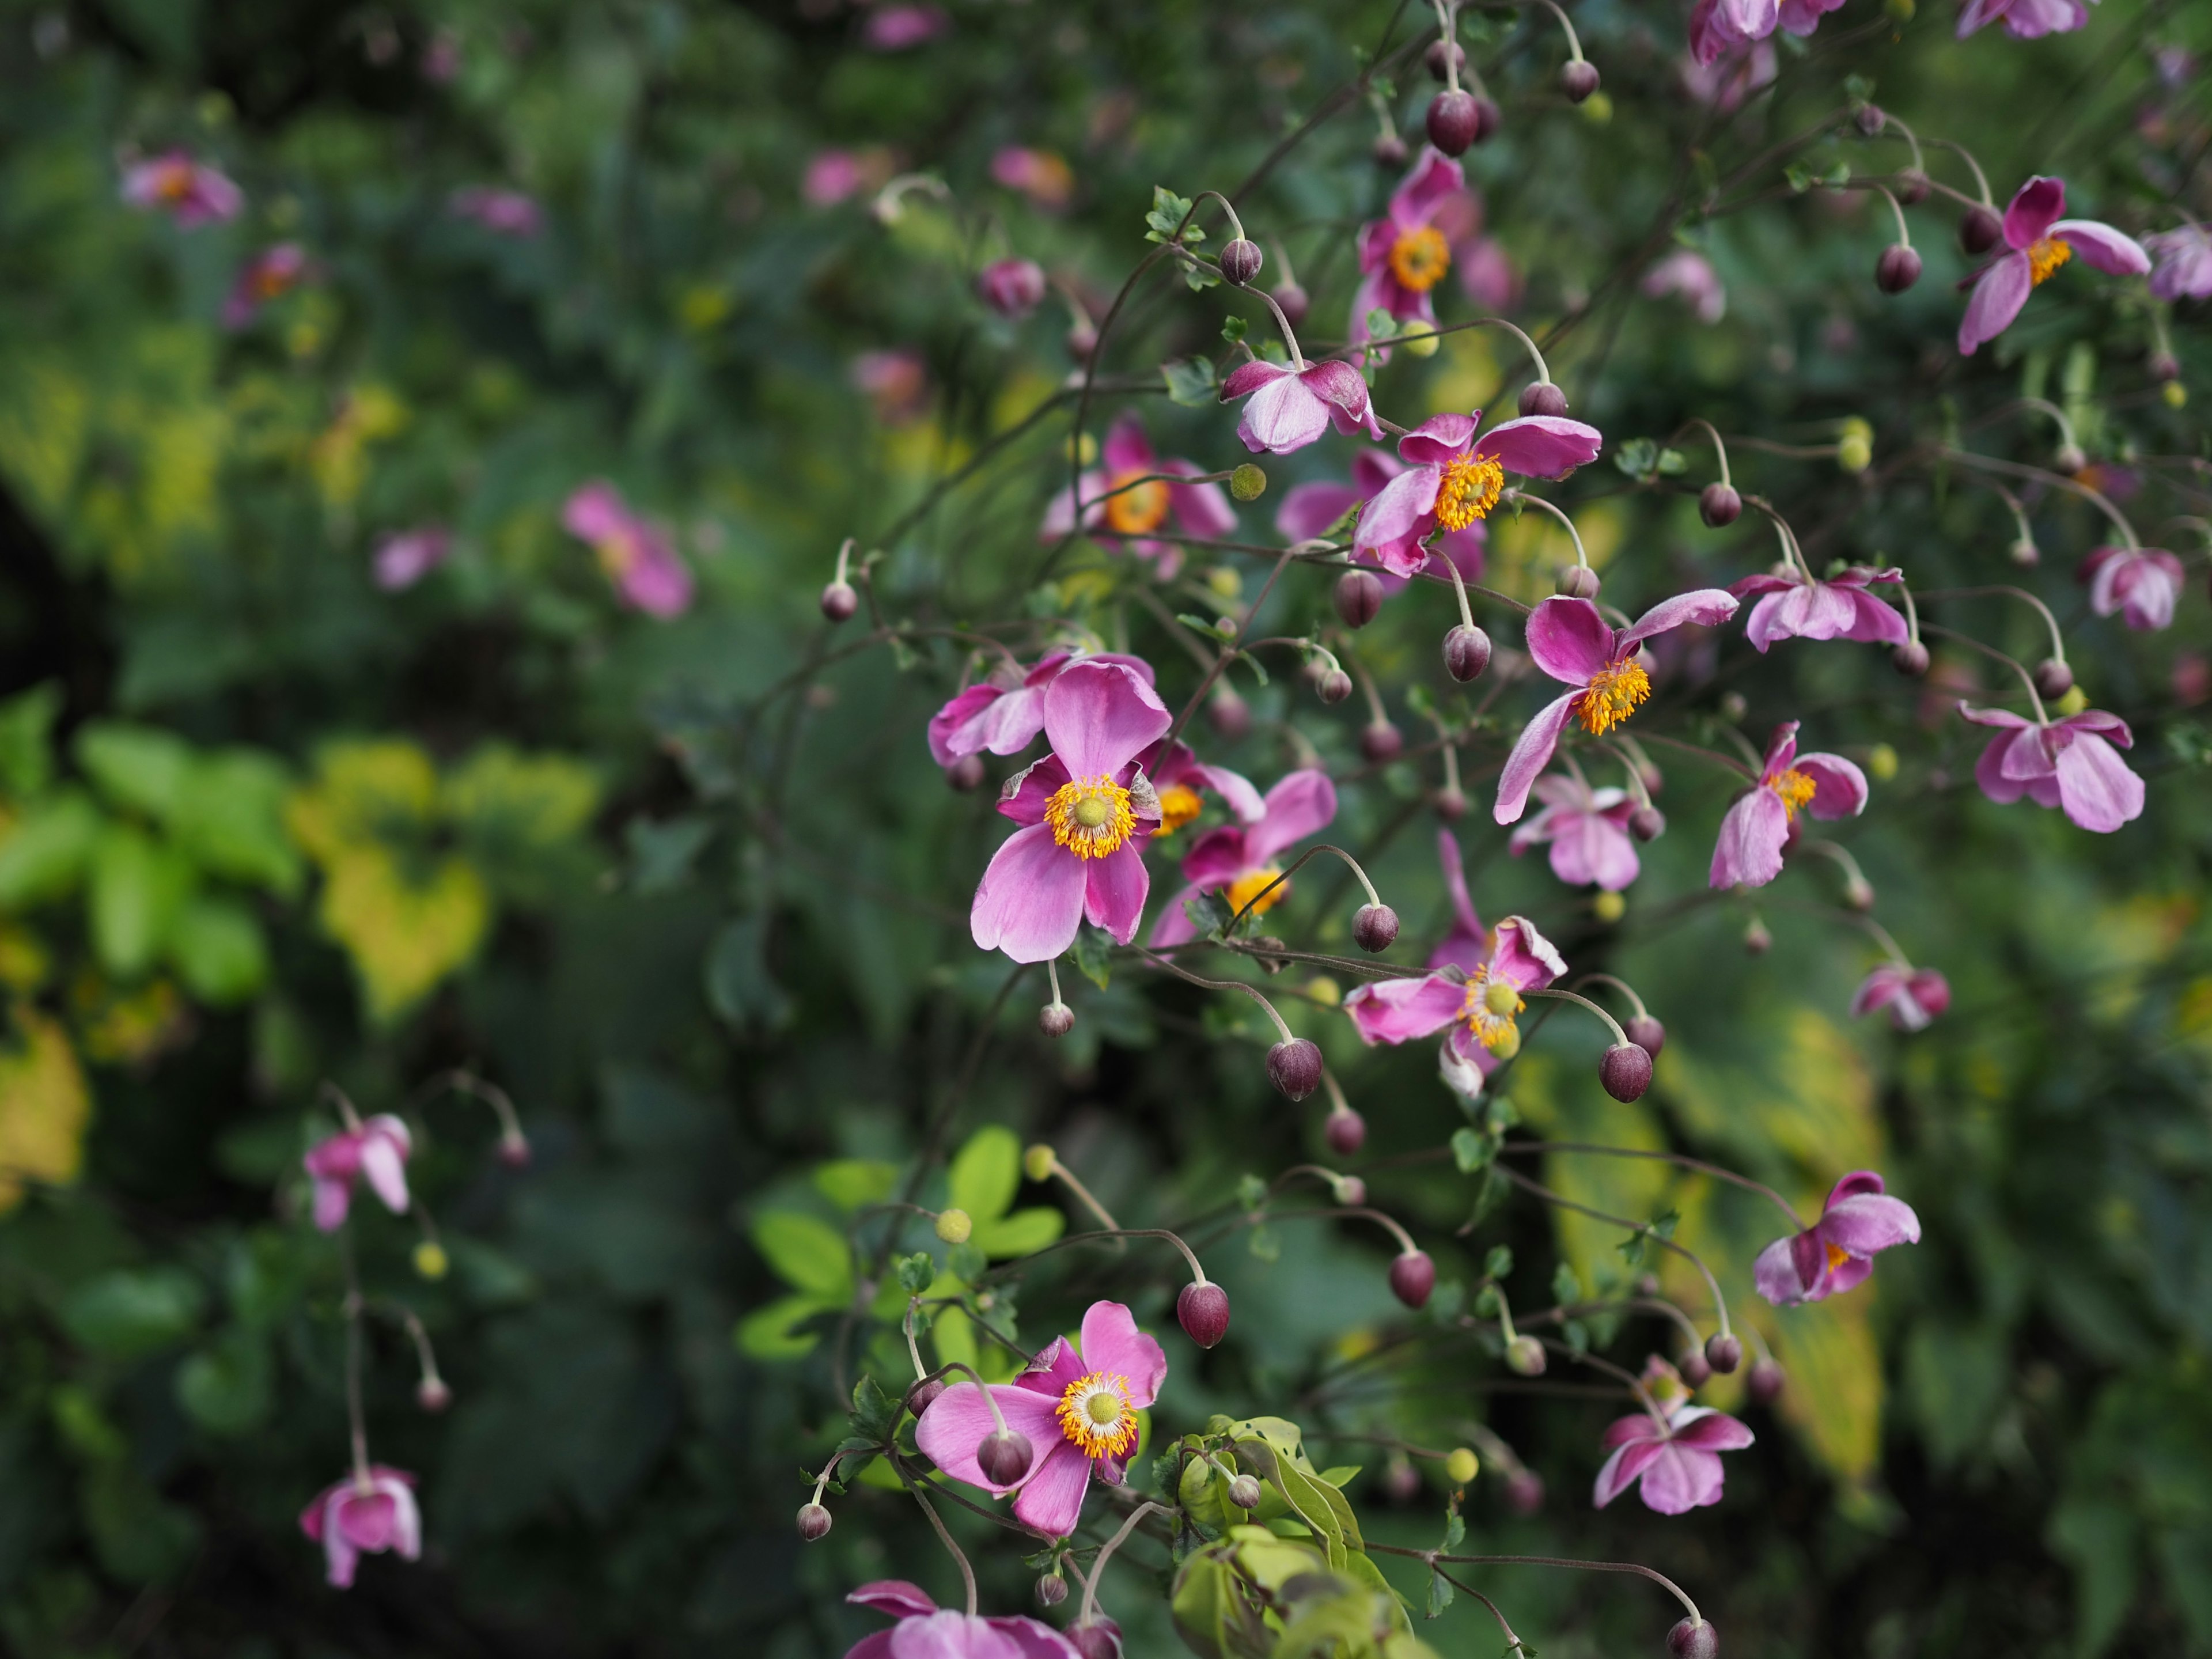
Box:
286;741;440;862
312;845;488;1024
1662;1006;1883;1180
443;746;600;847
0;1006;92;1211
1770;1291;1884;1480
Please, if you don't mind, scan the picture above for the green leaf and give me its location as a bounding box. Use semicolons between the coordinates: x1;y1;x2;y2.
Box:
1162;357;1218;407
1235;1173;1268;1211
1248;1224;1280;1262
1484;1245;1514;1281
749;1211;854;1301
1221;316;1248;346
88;821;195;978
972;1206;1065;1259
60;1267;206;1359
175;1328;274;1436
170;750;301;895
1070;924;1113;990
895;1252;935;1295
0;680;61;798
850;1373;899;1441
948;1125;1022;1222
1441;1495;1466;1551
1551;1262;1582;1308
1365;308;1400;340
1450;1127;1494;1173
1472;1285;1501;1319
166;895;270;1005
815;1159;900;1213
705;914;794;1033
1184;888;1234;938
734;1293;831;1359
75;721;193;821
1144;185;1197;242
0;787;101;906
1427;1567;1454;1619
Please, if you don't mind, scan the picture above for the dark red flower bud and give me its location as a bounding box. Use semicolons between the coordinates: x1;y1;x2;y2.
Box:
1372;131;1410;169
1039;1001;1075;1038
1036;1572;1068;1608
1600;1043;1654;1102
908;1377;946;1415
1560;59;1601;102
1891;639;1930;677
1426;90;1481;156
1069;1618;1124;1659
1855;103;1887;136
820;579;859;621
1470;96;1503;142
1748;1356;1786;1404
1668;1617;1719;1659
1353;903;1400;952
1518;380;1569;418
1219;237;1264;287
1360;721;1403;763
977;257;1047;319
416;1376;453;1412
498;1132;532;1168
1335;1175;1367;1206
1425;39;1468;80
1678;1347;1713;1388
1625;1013;1666;1056
1177;1281;1232;1349
1389;1249;1436;1309
1325;1106;1367;1156
1209;688;1253;738
1433;786;1468;821
2150;350;2181;382
1698;482;1742;528
1555;566;1600;600
1271;280;1310;327
1876;244;1922;294
1505;1469;1545;1514
1228;1473;1263;1509
1268;1038;1325;1102
1505;1334;1547;1376
1706;1332;1743;1374
1334;569;1384;628
797;1502;833;1541
1317;669;1353;705
1443;623;1492;682
976;1428;1035;1486
947;753;987;791
1630;805;1666;842
1959;204;2003;255
2033;657;2074;699
1895;166;1930;204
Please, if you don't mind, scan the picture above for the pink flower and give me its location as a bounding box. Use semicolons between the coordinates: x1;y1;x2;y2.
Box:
372;527;453;592
1456;234;1522;313
1959;177;2149;355
978;257;1048;320
300;1467;422;1588
927;650;1158;770
561;482;695;618
1510;772;1641;891
1495;592;1741;824
1352;411;1603;579
1218;357;1381;455
1642;249;1726;322
1680;37;1775;108
851;349;929;425
448;187;543;237
1351;149;1471;349
222;243;312;329
1957;0;2097;38
969;663;1172;963
121;152;243;228
990;147;1075;212
2081;545;2185;631
421;28;463;83
1344;915;1566;1096
1753;1171;1921;1305
1709;722;1867;890
1144;738;1266;836
1275;449;1484;592
1958;702;2145;832
1428;828;1488;974
804;150;869;206
1729;564;1906;652
843;1582;1085;1659
302;1115;412;1232
1150;769;1336;946
862;5;950;51
1851;964;1952;1031
1687;0;1842;66
914;1300;1166;1539
1043;414;1234;578
2146;222;2212;301
1593;1403;1753;1514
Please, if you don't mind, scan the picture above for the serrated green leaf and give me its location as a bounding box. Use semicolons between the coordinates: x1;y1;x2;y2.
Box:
1185;888;1234;937
895;1252;935;1295
849;1373;898;1441
1221;316;1248;345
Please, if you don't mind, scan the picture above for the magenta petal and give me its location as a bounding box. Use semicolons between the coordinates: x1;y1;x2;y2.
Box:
1397;411;1480;467
1009;1441;1093;1538
1353;466;1442;554
1082;843;1152;945
1524;596;1615;684
1709;788;1788;889
1491;916;1566;990
930;684;1006;766
1344;973;1467;1044
1438;828;1482;939
1166;464;1237;540
999;755;1070;827
1741;590;1793;654
1390;147;1467;225
1760;721;1801;775
1638;1445;1726;1514
916;1383;1063;1491
1494;692;1582;825
1796;752;1868;818
1555;811;1639;891
1179;827;1251;889
1956;701;2033;730
1593;1438;1665;1509
2052;733;2144;831
1670;1407;1755;1450
358;1128;411;1215
1472;415;1605;479
2003;175;2066;248
1959;252;2033;355
1974;733;2032;805
1753;1234;1809;1304
1078;1301;1167;1407
1620;588;1740;648
1851;967;1906;1019
311;1175;352;1233
1234;372;1329;454
1274;482;1361;543
971;826;1087;963
1244;770;1337;867
1601;1412;1666;1450
1195;764;1266;823
1146;885;1202;949
1101;414;1153;476
1042;662;1171;780
2056;709;2133;745
1812;1255;1874;1300
2052;218;2150;275
1842;589;1910;645
1821;1193;1921;1255
850;1582;941;1619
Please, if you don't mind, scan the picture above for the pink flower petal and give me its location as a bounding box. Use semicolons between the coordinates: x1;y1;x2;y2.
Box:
1078;1301;1166;1407
2052;733;2145;831
2003;176;2067;249
1101;414;1153;476
849;1582;941;1619
1438;828;1483;940
1344;972;1467;1044
971;825;1088;963
1041;662;1170;781
1243;770;1337;868
1353;466;1442;555
1959;252;2033;355
1230;370;1329;454
1493;692;1583;825
1796;752;1868;819
1593;1438;1666;1508
2052;218;2150;275
1082;843;1152;945
1709;788;1789;889
1620;588;1740;649
1009;1440;1094;1538
1491;917;1566;990
1472;415;1605;479
1274;482;1361;543
1397;412;1481;468
1821;1193;1921;1255
1389;147;1467;227
1753;1234;1809;1304
1523;596;1615;685
915;1382;1065;1491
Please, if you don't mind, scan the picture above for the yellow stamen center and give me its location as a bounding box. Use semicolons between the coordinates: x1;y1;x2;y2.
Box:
1225;865;1288;919
592;535;637;578
1055;1372;1138;1459
1101;471;1171;537
2025;237;2071;286
1044;775;1137;859
1575;659;1652;736
1458;967;1523;1055
1387;225;1452;293
1433;453;1505;532
153;162;195;201
1156;783;1203;834
253;264;299;301
1824;1240;1851;1275
1767;768;1817;818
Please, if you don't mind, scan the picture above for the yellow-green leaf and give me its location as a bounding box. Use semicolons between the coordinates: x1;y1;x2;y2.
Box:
947;1124;1022;1222
972;1206;1064;1260
734;1293;832;1359
749;1211;854;1301
0;1006;92;1211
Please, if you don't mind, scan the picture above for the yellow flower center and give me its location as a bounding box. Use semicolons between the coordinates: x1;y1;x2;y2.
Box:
1387;225;1452;293
1156;783;1203;834
2025;236;2071;286
1101;471;1171;537
153;161;195;201
1434;453;1505;532
1044;775;1137;859
1056;1372;1138;1459
1767;767;1817;817
1575;659;1652;736
253;263;300;301
1225;865;1288;919
1457;967;1524;1055
592;534;638;578
1824;1240;1851;1275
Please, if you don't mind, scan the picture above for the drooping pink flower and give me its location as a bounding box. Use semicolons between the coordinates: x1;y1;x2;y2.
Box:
1958;701;2145;832
1352;411;1603;579
1709;722;1867;890
2081;545;2185;631
1680;37;1775;108
1729;564;1907;652
862;4;950;51
372;527;453;592
1687;0;1842;66
1851;964;1952;1031
1593;1403;1753;1514
120;152;243;227
1753;1171;1921;1305
1510;772;1641;891
1957;0;2097;39
915;1300;1166;1539
1042;414;1233;579
222;243;313;329
1218;357;1381;455
448;187;544;237
1273;449;1484;592
1350;149;1469;349
1428;828;1488;974
1642;249;1726;323
851;349;929;425
1344;916;1566;1097
561;482;695;618
1456;233;1522;313
421;27;463;82
804;150;868;206
1150;770;1335;946
978;257;1048;320
300;1466;422;1587
970;663;1172;963
1495;592;1741;824
2146;222;2212;301
303;1115;412;1232
1958;177;2149;355
843;1582;1085;1659
927;650;1158;770
990;147;1075;212
1143;737;1266;838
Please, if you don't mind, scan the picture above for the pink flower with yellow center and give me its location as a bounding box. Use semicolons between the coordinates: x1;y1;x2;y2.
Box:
926;650;1158;772
1509;771;1641;891
1350;148;1475;350
1142;737;1265;838
1708;722;1866;890
560;482;695;618
1959;177;2148;356
1344;911;1566;1093
1753;1171;1920;1305
1042;413;1235;579
1275;448;1486;597
1352;411;1603;579
1149;769;1335;947
222;244;313;329
120;151;243;228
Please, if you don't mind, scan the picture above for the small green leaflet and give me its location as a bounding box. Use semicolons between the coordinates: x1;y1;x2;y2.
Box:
895;1252;934;1296
849;1374;898;1442
1552;1262;1582;1308
1612;437;1687;482
1184;888;1234;937
1221;316;1248;346
1450;1127;1494;1173
1144;186;1206;244
1162;357;1218;407
1069;925;1113;990
1484;1244;1514;1281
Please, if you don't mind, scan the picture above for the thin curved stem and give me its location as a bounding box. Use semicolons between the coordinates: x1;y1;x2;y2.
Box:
908;1485;978;1618
1918;623;2047;723
1944;448;2139;550
1687;417;1731;490
1370;1547;1702;1627
1076;1502;1170;1625
1521;986;1631;1048
1914;584;2068;665
1135;948;1297;1044
1504;490;1589;571
1223;840;1386;932
1535;0;1584;62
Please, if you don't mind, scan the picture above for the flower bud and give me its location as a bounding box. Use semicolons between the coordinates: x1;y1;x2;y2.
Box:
1896;168;1931;205
1039;1001;1075;1038
1699;482;1741;527
1677;1347;1713;1388
1425;39;1467;80
797;1502;833;1541
2033;657;2074;699
1065;320;1099;362
1332;1174;1367;1206
1743;918;1772;956
1876;244;1922;294
1891;639;1929;677
1353;903;1400;953
1433;785;1468;821
416;1376;453;1412
1555;566;1600;600
1444;1446;1480;1484
976;257;1048;320
1334;568;1384;628
1385;1458;1423;1503
976;1427;1035;1486
1560;59;1601;102
1845;877;1875;911
1068;1618;1124;1659
1426;90;1481;156
1505;1334;1547;1376
1372;131;1410;169
908;1377;946;1415
2052;442;2087;475
820;579;859;621
1836;425;1873;475
1037;1571;1068;1608
1443;623;1493;682
1325;1106;1367;1156
1630;805;1666;842
1518;381;1569;418
1748;1356;1786;1404
1317;669;1353;705
1022;1143;1055;1181
947;753;987;791
1855;103;1887;135
1219;237;1264;287
1267;1038;1324;1102
1230;463;1267;501
1469;96;1503;142
934;1208;973;1245
1706;1332;1743;1374
1667;1617;1719;1659
1389;1249;1436;1309
1600;1043;1654;1102
1228;1473;1263;1509
1270;276;1310;325
2149;350;2180;382
413;1241;448;1281
1959;204;2003;255
498;1131;532;1168
2009;536;2040;567
1177;1280;1232;1349
1625;1013;1666;1056
1208;688;1252;738
1359;721;1403;763
1718;690;1748;723
1506;1469;1544;1514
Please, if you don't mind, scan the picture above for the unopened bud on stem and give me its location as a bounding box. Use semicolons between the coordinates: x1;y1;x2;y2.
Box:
1268;1039;1324;1102
1389;1249;1436;1309
1706;1332;1743;1373
1600;1043;1654;1102
977;1428;1035;1486
1668;1617;1719;1659
1334;569;1383;628
1699;482;1741;527
1518;381;1569;418
1219;238;1263;287
797;1502;833;1541
1228;1473;1263;1509
1443;623;1492;682
1353;903;1400;953
1177;1281;1232;1348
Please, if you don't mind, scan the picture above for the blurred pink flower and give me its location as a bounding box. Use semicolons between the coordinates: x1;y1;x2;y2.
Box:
421;26;463;82
303;1115;411;1232
1275;448;1484;592
1709;722;1866;890
804;150;868;206
862;5;949;51
1852;964;1952;1031
1593;1403;1753;1514
1150;769;1336;947
1456;234;1522;312
850;349;929;424
927;649;1157;770
1510;772;1641;891
1041;412;1234;578
1680;38;1775;107
1958;177;2147;355
843;1582;1083;1659
562;482;695;618
1730;564;1907;652
2082;544;2184;630
2146;223;2212;300
1957;0;2097;37
1144;737;1265;836
1958;701;2144;831
449;187;543;237
1642;249;1726;323
1688;0;1843;66
977;256;1048;320
120;151;243;227
222;243;312;329
372;527;453;591
1754;1171;1920;1304
1353;411;1602;578
1351;148;1468;350
300;1467;421;1588
991;146;1075;211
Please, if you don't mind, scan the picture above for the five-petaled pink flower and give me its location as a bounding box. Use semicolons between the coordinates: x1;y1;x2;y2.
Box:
1510;771;1641;891
970;662;1171;963
2146;222;2212;301
1352;411;1603;579
2081;545;2184;631
1043;414;1234;578
1593;1400;1754;1514
299;1467;422;1587
1150;770;1335;947
303;1115;412;1232
562;482;695;618
1275;449;1484;591
1753;1171;1921;1305
928;650;1157;772
1851;964;1952;1031
1350;148;1469;350
843;1582;1085;1659
1219;356;1381;456
915;1300;1166;1539
1958;177;2148;356
372;527;453;592
1344;915;1566;1090
1495;592;1741;825
121;151;243;227
1957;0;2097;39
1688;0;1845;67
448;187;544;237
1143;737;1266;838
1709;722;1867;890
222;244;312;329
1729;564;1906;652
1958;701;2145;832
